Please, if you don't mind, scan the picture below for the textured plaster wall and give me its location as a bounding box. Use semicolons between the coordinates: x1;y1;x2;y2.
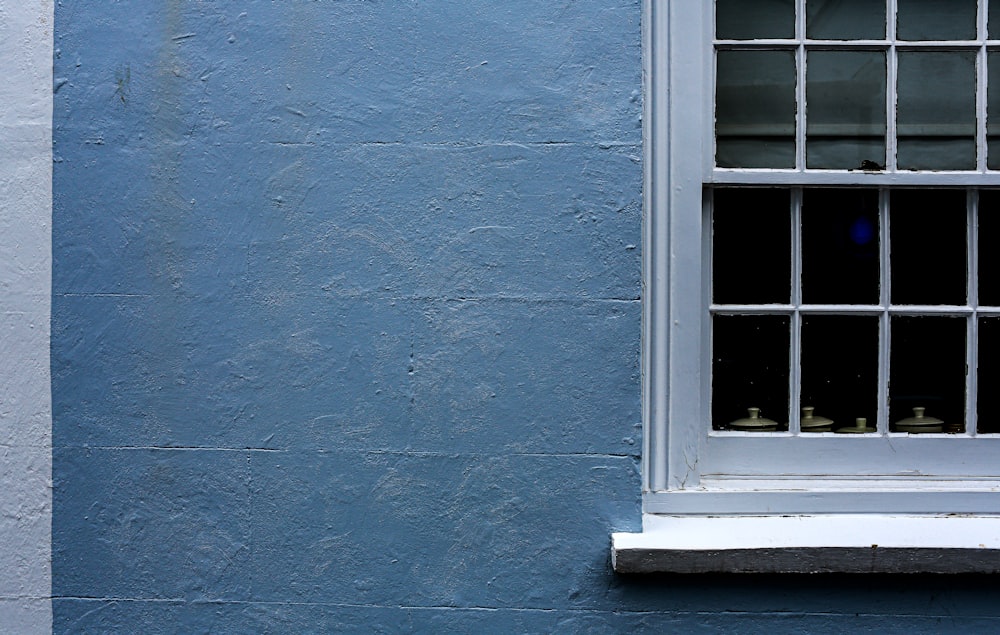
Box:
0;0;53;632
49;1;1000;634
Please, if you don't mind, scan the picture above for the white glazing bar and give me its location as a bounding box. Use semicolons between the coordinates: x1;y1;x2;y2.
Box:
796;0;805;42
711;304;977;315
888;0;897;44
887;0;899;172
893;42;985;50
976;0;1000;174
710;170;1000;186
878;188;892;434
796;0;807;171
717;39;883;47
887;306;976;315
717;41;982;49
710;305;796;315
705;6;717;178
984;0;990;43
969;189;980;436
714;40;799;47
790;188;803;433
980;0;989;172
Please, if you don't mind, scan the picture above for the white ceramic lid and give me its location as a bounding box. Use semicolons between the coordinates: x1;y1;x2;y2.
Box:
730;407;778;429
895;406;943;428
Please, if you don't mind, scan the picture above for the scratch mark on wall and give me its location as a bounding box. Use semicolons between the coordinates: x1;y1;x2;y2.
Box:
113;64;130;107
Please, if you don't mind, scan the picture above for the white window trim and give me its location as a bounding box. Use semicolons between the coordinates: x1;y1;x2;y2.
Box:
614;0;1000;573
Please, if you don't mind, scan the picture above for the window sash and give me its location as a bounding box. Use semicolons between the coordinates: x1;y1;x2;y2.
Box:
711;0;1000;174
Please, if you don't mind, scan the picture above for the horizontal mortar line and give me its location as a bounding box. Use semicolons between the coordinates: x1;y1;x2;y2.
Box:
51;293;640;303
48;599;1000;620
512;452;637;458
361;449;638;460
53;446;281;452
360;450;483;457
247;140;639;149
388;296;641;304
56;293;151;298
54;596;183;603
51;447;636;457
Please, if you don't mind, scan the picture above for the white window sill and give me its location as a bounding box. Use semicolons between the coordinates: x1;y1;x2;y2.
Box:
612;514;1000;574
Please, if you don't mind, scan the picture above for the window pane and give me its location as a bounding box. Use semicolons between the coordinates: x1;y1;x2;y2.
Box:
801;315;879;433
897;0;977;40
716;50;797;168
806;0;886;40
802;189;880;304
987;52;1000;170
713;188;791;304
897;52;976;170
806;51;886;169
712;315;790;431
717;0;795;40
991;0;1000;39
979;191;1000;305
889;316;966;433
978;318;1000;433
890;190;967;305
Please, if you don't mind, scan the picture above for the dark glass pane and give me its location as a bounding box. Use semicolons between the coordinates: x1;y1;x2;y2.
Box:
800;316;879;432
889;316;966;433
802;189;879;304
897;0;977;40
890;190;967;305
713;189;791;304
712;315;790;430
806;51;886;169
717;0;795;39
717;50;797;168
897;52;976;170
992;0;1000;39
988;53;1000;170
978;318;1000;433
807;0;886;40
980;191;1000;305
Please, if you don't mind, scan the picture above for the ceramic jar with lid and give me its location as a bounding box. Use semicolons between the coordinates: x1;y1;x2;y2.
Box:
729;407;778;431
894;407;943;433
799;406;833;433
836;417;876;434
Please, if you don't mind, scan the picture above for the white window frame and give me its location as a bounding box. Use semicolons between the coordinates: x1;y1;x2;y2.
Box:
614;0;1000;573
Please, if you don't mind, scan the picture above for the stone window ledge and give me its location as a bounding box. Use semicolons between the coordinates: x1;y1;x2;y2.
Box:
613;514;1000;574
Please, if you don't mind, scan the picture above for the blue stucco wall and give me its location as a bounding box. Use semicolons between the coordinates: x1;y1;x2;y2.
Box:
50;1;1000;633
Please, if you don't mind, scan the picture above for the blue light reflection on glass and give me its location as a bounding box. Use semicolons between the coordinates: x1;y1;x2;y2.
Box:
850;215;875;246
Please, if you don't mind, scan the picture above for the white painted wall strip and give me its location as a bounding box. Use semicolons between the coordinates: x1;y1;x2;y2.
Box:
0;1;53;633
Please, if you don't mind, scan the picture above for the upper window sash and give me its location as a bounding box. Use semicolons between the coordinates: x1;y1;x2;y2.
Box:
710;0;1000;177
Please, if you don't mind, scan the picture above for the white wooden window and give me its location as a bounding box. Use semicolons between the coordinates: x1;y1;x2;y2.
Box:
615;0;1000;572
